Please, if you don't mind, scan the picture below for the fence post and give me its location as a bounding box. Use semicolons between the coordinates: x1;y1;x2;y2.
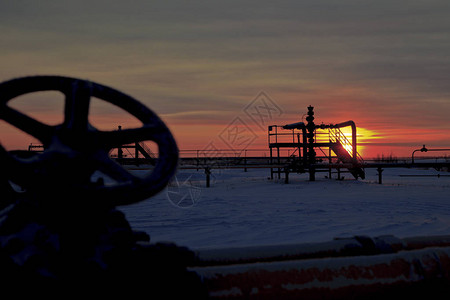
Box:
377;167;384;184
205;167;211;187
244;150;247;172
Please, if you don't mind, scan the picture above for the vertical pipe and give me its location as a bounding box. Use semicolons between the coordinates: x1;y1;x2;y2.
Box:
328;147;332;179
270;147;274;180
302;126;308;166
277;147;281;179
306;106;316;181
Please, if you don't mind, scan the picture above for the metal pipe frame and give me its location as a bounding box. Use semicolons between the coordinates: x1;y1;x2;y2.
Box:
317;120;357;161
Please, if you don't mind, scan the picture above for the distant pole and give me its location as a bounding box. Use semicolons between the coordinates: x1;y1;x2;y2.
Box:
205;167;211;187
270;147;274;180
377;167;383;184
277;147;281;179
284;168;289;184
244;149;247;172
197;150;199;171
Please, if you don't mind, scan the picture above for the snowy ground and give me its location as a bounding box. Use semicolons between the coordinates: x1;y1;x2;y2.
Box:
119;166;450;250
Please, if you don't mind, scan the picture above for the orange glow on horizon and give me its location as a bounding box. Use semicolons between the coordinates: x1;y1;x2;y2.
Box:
337;127;382;159
1;109;449;160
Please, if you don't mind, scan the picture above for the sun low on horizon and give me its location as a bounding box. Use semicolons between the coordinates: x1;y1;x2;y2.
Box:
0;94;448;161
0;1;449;160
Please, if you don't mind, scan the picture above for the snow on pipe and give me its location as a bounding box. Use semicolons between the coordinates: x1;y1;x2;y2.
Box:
194;247;450;299
193;235;403;266
193;235;450;266
190;235;450;299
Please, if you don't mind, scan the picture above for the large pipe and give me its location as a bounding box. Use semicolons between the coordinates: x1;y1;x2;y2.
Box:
282;121;305;130
191;235;450;299
194;247;450;299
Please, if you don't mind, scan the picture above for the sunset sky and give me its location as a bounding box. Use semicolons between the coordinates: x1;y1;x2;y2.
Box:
1;0;449;158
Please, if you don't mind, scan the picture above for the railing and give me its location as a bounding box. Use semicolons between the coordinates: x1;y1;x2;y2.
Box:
328;127;364;164
138;141;156;159
268;125;302;145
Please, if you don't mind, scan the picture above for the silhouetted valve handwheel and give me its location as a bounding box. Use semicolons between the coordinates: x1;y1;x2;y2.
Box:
0;76;178;206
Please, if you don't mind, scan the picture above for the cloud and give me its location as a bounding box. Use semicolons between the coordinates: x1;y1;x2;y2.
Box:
1;0;449;153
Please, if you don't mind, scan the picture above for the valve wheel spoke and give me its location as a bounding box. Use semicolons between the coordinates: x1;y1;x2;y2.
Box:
0;76;179;205
0;105;54;145
63;79;92;132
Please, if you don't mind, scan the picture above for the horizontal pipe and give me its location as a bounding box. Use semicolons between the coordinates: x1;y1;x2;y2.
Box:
282;122;305;130
193;235;404;266
191;235;450;299
193;235;450;267
125;162;450;171
399;174;450;177
192;247;450;299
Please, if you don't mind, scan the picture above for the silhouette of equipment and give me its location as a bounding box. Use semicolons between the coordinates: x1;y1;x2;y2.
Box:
0;76;205;297
269;105;365;181
3;77;450;299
